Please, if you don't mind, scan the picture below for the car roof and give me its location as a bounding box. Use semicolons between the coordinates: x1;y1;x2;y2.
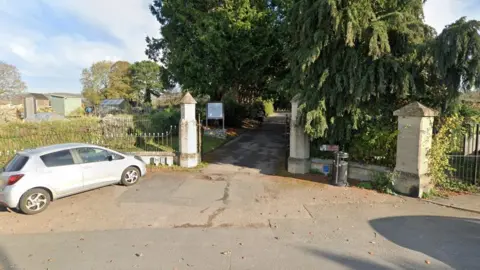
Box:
19;143;104;156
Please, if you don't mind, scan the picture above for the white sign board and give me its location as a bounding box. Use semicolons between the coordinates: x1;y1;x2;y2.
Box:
207;103;224;119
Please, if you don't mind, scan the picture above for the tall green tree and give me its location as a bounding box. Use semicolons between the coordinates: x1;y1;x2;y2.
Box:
286;0;480;143
81;61;113;105
129;61;164;103
146;0;291;102
106;61;133;100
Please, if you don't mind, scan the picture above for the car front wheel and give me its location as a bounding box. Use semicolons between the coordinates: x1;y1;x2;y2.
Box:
121;166;140;186
19;188;51;215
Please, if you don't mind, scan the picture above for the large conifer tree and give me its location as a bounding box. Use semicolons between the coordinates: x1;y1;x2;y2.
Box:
287;0;480;142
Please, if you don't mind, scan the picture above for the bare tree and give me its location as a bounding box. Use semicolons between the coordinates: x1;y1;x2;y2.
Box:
0;61;27;100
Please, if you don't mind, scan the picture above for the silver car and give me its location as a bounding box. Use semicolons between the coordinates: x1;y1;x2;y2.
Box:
0;143;147;215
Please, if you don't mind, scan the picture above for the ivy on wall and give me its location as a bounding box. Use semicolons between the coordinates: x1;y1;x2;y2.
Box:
428;115;465;186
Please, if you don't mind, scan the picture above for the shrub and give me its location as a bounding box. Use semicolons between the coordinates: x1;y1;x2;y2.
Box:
428;115;465;187
68;107;86;117
348;120;398;167
262;99;275;116
147;107;181;133
370;171;398;195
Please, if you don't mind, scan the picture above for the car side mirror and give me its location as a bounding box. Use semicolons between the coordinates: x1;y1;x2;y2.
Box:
107;155;114;161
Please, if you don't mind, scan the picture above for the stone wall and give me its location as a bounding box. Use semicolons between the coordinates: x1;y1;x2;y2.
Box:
310;158;391;182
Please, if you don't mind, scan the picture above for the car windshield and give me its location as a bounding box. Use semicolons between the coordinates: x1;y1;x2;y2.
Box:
3;154;29;172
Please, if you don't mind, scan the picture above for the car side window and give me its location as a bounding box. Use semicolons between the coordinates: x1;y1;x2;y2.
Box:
109;151;125;160
4;154;29;172
76;148;110;163
40;150;75;167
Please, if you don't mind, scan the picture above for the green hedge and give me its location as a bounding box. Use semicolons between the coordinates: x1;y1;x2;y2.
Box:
348;120;397;168
0;110;182;165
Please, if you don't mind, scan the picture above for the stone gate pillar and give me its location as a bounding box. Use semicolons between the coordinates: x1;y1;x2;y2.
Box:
393;102;438;197
179;92;199;168
288;94;310;174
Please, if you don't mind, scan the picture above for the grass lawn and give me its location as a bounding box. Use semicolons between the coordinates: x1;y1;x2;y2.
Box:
202;135;230;154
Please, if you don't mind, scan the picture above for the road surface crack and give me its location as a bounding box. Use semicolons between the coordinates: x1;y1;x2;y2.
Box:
174;207;226;228
216;181;231;205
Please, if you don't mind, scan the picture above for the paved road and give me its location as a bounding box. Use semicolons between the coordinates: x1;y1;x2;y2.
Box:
203;113;288;175
1;198;479;270
1;114;480;269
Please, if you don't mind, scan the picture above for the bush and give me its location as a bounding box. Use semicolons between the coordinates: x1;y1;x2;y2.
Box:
370;171;397;195
428;115;465;187
68;107;85;117
146;107;181;133
348;120;398;167
262;99;274;116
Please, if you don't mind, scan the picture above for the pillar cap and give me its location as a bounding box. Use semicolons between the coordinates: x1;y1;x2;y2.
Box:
180;92;197;104
291;94;301;103
393;102;438;117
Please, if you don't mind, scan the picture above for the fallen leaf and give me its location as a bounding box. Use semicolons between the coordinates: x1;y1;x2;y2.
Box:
368;252;374;255
425;260;431;265
135;253;143;257
274;237;279;240
220;251;231;255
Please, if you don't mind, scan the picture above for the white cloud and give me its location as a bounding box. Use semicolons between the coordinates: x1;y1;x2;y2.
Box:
424;0;480;33
0;0;159;93
41;0;158;61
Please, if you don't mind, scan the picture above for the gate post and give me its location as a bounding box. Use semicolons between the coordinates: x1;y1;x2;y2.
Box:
393;102;438;197
288;94;310;174
179;92;199;168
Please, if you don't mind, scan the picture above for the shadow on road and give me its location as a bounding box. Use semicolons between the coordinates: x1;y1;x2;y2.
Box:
370;215;480;269
0;246;13;269
301;247;427;270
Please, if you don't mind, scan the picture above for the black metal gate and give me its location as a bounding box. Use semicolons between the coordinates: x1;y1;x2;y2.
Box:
447;123;480;185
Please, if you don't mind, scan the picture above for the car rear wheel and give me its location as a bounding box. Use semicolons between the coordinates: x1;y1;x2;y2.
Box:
121;166;140;186
19;188;51;215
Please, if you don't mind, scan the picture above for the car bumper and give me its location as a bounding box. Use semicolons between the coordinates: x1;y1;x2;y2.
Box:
0;187;19;208
140;164;147;176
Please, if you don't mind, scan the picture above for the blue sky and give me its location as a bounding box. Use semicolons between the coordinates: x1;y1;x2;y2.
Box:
0;0;479;94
